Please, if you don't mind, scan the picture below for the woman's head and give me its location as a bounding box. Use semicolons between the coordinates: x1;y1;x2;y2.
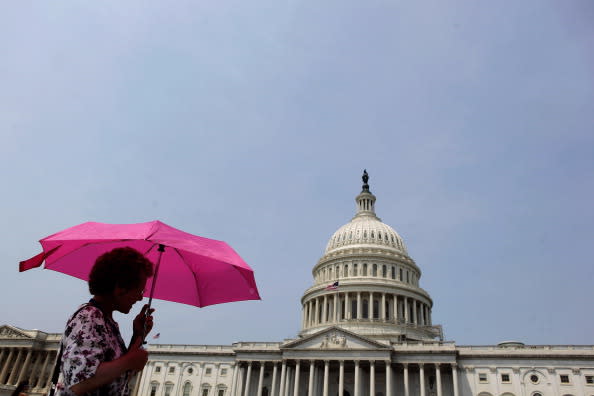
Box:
89;247;154;312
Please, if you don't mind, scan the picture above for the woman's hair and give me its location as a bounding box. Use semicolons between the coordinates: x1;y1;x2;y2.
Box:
88;247;154;295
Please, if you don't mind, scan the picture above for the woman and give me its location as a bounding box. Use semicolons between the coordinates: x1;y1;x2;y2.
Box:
57;247;155;396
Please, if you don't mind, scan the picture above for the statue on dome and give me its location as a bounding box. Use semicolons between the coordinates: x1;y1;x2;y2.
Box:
362;169;370;191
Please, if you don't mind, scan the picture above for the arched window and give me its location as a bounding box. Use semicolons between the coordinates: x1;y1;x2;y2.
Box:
382;265;387;278
216;385;227;396
150;382;159;396
164;382;174;396
363;264;368;276
391;266;395;279
372;264;377;276
201;384;212;396
183;382;193;396
353;263;358;276
344;264;348;277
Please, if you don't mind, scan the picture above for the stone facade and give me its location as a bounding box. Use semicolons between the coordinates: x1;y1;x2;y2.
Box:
2;173;593;396
0;325;60;396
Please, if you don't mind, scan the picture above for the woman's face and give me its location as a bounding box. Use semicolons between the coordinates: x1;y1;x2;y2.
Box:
115;276;147;314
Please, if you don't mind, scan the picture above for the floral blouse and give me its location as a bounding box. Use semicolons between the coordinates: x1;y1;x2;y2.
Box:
57;302;129;396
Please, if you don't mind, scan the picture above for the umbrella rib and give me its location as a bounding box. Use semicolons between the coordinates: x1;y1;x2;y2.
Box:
172;247;202;307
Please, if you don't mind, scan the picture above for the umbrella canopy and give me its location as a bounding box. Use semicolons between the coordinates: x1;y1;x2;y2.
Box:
20;220;261;308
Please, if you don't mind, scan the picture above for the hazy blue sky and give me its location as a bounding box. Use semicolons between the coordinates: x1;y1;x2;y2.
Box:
1;1;593;346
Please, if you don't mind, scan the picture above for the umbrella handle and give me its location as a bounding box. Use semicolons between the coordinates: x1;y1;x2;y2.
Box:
143;244;165;343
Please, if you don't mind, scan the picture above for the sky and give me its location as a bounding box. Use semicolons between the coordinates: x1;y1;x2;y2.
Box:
1;1;593;347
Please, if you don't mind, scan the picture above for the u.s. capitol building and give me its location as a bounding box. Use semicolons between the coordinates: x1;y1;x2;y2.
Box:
1;172;593;396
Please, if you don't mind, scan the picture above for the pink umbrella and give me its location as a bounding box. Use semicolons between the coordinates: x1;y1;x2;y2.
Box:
19;220;261;309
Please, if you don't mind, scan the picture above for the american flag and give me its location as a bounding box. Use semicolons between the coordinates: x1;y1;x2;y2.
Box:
325;281;339;290
152;333;160;339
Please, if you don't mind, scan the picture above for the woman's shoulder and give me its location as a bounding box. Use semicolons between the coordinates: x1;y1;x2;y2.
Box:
68;303;104;324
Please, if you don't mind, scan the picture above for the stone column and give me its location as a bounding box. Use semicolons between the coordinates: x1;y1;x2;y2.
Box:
8;348;24;385
230;363;239;396
404;297;409;324
315;299;320;325
243;361;253;396
36;351;51;390
393;295;398;323
44;351;58;389
354;361;360;396
308;361;315;396
0;348;15;383
333;294;338;323
285;366;292;396
323;360;329;396
338;361;344;396
323;296;328;323
357;292;362;319
345;292;350;320
370;292;374;319
386;361;392;396
257;362;265;396
17;349;33;385
279;361;287;396
293;360;301;396
419;364;425;396
301;306;306;329
271;362;278;396
0;349;6;382
403;363;409;396
235;363;244;396
369;361;375;396
381;293;386;321
452;364;459;396
28;352;42;387
412;299;417;325
435;363;442;396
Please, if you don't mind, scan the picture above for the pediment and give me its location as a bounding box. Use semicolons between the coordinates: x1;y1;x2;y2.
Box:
0;325;33;339
283;327;389;351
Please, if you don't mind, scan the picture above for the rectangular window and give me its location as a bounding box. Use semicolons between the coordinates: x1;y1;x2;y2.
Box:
164;384;173;396
150;385;158;396
560;374;570;384
155;366;161;373
169;366;175;374
205;367;212;376
221;368;228;376
218;390;225;396
501;374;510;383
479;373;488;383
202;390;209;396
586;375;594;384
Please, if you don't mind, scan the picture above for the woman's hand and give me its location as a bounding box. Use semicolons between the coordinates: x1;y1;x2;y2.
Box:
132;304;155;340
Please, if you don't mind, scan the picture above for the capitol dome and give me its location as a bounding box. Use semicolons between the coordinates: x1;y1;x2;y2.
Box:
325;170;407;254
299;171;441;342
325;208;407;255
